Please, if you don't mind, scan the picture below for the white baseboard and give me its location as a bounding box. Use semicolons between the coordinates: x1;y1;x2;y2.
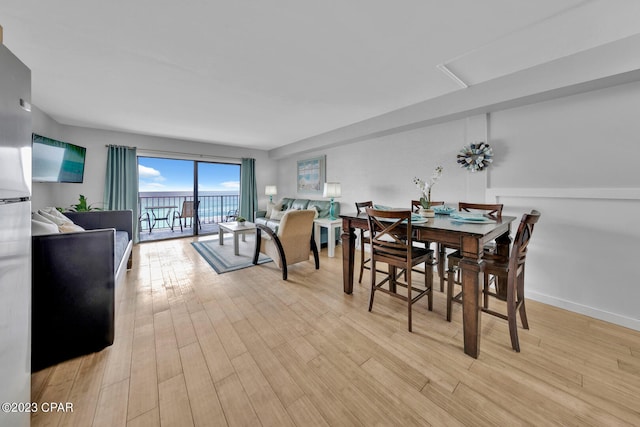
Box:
527;290;640;332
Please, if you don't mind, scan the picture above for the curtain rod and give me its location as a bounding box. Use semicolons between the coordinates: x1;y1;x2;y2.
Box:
135;147;243;162
105;145;246;162
105;144;136;149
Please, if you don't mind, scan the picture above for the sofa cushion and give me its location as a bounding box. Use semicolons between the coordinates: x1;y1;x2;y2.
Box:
307;200;331;218
290;199;310;210
114;230;130;272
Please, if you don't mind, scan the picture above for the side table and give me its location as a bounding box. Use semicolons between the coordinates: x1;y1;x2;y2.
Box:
313;218;342;257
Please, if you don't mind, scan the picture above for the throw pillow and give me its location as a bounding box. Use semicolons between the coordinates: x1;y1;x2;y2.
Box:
38;207;74;226
58;222;85;233
31;214;60;235
266;201;276;218
270;209;287;221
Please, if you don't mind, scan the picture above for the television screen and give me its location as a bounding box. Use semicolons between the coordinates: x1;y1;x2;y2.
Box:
32;134;86;183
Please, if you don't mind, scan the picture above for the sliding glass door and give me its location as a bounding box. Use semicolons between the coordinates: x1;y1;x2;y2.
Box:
137;156;240;241
196;161;241;231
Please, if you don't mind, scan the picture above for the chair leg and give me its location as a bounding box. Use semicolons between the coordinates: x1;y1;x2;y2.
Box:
446;264;455;322
310;237;320;269
358;231;365;283
517;270;529;330
426;253;433;312
506;277;520;352
438;244;445;292
368;258;376;312
407;267;412;332
483;273;490;309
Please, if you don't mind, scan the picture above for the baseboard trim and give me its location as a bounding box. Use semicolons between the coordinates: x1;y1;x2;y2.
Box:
527;290;640;332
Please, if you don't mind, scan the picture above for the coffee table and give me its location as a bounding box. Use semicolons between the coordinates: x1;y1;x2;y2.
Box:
218;221;256;256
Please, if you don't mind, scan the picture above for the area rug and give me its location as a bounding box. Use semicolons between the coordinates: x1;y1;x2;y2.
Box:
191;235;271;274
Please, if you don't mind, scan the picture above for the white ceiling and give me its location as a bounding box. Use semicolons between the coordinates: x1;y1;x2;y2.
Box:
1;0;639;150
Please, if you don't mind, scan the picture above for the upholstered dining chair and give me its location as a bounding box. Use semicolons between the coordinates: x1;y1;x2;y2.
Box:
446;210;541;352
172;200;201;232
253;209;319;280
365;207;434;332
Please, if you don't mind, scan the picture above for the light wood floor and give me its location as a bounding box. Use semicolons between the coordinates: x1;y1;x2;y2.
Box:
32;237;640;426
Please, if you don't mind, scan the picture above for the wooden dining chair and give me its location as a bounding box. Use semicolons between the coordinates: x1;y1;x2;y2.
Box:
440;202;504;292
447;210;541;352
355;201;373;283
411;200;445;289
410;199;444;213
365;207;434;332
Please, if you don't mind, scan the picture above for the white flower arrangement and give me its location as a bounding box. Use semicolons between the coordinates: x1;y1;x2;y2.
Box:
412;165;443;209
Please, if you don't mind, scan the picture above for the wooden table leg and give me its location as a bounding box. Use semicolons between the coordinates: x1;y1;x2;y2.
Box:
459;234;484;358
460;256;483;358
341;219;355;294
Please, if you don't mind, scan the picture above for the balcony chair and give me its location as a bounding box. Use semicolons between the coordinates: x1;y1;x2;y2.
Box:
252;209;319;280
365;207;434;332
224;209;239;222
172;200;201;232
446;210;541;352
139;211;151;233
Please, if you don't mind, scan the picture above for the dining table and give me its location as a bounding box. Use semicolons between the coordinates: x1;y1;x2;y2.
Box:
340;210;516;358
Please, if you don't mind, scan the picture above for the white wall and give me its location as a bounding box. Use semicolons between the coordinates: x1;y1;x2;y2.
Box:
487;80;640;330
32;110;279;212
274;80;640;331
276;116;488;209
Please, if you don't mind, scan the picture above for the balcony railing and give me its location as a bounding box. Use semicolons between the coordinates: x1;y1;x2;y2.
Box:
139;193;239;231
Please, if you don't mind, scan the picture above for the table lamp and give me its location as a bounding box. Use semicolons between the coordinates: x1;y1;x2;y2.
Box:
323;182;341;220
265;185;277;203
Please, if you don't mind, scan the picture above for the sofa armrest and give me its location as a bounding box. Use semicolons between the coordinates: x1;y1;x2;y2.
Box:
65;210;133;241
32;229;117;371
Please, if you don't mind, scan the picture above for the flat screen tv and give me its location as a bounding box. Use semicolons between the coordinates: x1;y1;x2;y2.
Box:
32;133;86;183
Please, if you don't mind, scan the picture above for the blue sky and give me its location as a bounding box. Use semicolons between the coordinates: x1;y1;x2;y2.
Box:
138;157;240;192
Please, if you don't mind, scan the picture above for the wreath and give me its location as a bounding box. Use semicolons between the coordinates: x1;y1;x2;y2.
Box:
457;142;493;172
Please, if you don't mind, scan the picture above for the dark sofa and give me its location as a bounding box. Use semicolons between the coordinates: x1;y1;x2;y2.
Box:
31;210;133;371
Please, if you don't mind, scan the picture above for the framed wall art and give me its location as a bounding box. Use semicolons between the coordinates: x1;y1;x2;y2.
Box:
297;155;325;195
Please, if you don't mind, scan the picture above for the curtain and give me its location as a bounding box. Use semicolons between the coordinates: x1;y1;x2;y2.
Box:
104;145;139;242
239;158;257;221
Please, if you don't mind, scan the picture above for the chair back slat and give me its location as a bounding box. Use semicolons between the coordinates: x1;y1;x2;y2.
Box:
356;201;373;214
458;202;503;218
411;200;444;213
365;208;413;266
510;210;541;269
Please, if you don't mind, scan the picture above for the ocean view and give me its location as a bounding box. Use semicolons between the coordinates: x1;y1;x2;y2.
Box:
139;190;239;224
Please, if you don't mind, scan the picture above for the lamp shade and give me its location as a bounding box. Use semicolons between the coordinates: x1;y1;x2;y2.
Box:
265;185;277;196
323;182;341;198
